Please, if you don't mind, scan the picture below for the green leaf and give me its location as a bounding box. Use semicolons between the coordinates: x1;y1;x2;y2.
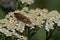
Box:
0;33;5;40
50;31;60;40
0;8;5;19
30;28;46;40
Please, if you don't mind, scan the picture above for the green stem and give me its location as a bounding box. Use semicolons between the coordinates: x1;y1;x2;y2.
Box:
46;31;49;40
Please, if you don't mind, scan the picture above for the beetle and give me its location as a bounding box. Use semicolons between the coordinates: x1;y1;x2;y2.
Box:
14;13;32;24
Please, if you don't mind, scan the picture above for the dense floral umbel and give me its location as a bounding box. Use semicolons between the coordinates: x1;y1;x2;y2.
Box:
0;7;60;39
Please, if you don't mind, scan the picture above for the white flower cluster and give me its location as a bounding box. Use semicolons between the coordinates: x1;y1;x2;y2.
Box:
0;7;60;39
40;10;60;31
18;0;34;5
16;7;60;31
0;12;27;40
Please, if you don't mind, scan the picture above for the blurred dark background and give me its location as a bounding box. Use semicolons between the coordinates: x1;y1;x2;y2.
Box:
29;0;60;12
0;0;60;12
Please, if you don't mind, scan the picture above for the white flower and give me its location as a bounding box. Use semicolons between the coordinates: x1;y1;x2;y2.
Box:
57;20;60;26
45;22;54;31
5;30;12;36
49;10;60;23
30;26;35;29
0;28;12;36
16;21;25;31
18;0;34;5
35;16;44;28
20;36;27;40
22;7;29;12
40;9;48;17
45;23;49;31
